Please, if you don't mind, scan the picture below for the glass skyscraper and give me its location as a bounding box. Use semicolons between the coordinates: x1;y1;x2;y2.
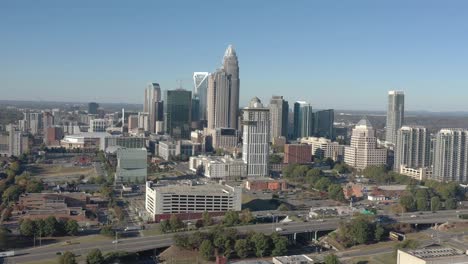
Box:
385;90;405;145
164;89;192;139
293;101;313;139
314;109;334;139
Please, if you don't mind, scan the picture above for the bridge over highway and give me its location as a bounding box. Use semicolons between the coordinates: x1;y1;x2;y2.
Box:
5;209;468;263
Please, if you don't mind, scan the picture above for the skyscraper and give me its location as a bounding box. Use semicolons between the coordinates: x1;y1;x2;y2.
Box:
144;83;162;133
394;126;431;172
293;101;314;139
269;96;289;142
385;90;405;145
207;45;240;130
433;129;468;183
344;118;387;170
314;109;334;139
193;72;209;121
88;102;99;115
164;89;192;139
242;97;270;177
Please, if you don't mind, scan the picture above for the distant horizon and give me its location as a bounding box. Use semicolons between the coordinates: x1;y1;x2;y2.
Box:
2;1;468;111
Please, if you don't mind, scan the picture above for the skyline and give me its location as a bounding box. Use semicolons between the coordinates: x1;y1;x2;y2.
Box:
2;1;468;111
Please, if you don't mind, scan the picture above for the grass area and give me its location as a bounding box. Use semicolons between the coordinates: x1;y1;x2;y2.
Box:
28;164;96;177
141;228;163;236
347;252;395;264
348;240;398;251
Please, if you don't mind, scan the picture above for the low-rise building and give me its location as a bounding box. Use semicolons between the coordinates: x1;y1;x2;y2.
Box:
299;137;344;161
397;247;468;264
115;148;147;184
212;128;239;151
145;181;242;222
158;140;201;161
272;255;314;264
398;165;432;181
284;144;311;164
245;178;288;191
61;132;110;150
189;155;246;180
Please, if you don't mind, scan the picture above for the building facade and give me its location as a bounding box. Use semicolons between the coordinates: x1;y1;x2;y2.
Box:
164;89;192;139
212;128;239;151
284;144;312;164
144;83;162;133
189;155;246;180
432;129;468;183
242;97;270;177
115;148;147;184
269;96;289;142
299;137;345;161
344;118;387;170
145;181;242;221
193;72;210;121
314;109;334;139
293;101;313;139
394;126;431;173
88;102;99;115
207;45;239;130
385;90;405;145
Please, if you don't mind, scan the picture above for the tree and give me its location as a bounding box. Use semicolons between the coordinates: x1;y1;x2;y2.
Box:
159;220;171;233
34;219;46;237
324;254;340;264
86;249;104;264
65;220;79;236
445;198;457;210
26;180;43;193
251;233;271;257
169;215;184;231
9;161;20;174
314;177;332;191
269;154;283;164
174;233;190;249
59;251;77;264
223;211;240;227
202;211;213;227
416;197;428;211
399;195;415;212
234;239;249;258
199;240;214;260
2;185;21;203
328;184;346;202
240;209;254;224
374;224;385;241
271;236;288;256
350;218;372;245
19;219;35;237
44;216;58;237
431;196;441;212
188;231;204;249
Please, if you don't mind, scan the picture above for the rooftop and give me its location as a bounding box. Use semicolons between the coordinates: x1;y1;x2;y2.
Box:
402;247;468;263
147;181;238;194
355;118;373;128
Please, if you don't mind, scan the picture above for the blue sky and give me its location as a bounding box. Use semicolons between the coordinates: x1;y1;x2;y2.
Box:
1;0;468;111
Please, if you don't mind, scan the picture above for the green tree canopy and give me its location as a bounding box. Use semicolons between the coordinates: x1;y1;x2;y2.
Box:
86;249;104;264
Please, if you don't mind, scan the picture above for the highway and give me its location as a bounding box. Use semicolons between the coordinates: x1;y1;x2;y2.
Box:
6;209;468;263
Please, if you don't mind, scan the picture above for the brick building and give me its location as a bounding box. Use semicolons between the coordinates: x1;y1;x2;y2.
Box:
284;144;312;164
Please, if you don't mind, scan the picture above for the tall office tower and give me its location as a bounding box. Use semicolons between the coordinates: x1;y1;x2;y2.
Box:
344;118;387;170
385;90;405;145
242;97;270;177
42;111;54;144
394;126;430;172
8;125;28;157
314;109;334;139
207;45;240;130
164;89;192;139
269;95;289;142
144;83;162;133
138;112;149;131
193;72;209;121
293;101;314;139
223;45;240;130
433;129;468;183
191;98;200;122
23;112;43;135
128;115;139;130
88;102;99;115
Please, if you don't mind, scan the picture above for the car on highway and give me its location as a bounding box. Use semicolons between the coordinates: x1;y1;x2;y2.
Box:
112;240;119;244
410;214;417;218
275;227;283;232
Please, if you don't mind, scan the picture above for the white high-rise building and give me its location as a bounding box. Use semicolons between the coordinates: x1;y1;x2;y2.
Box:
144;83;162;133
242;97;270;177
394;126;431;174
89;119;109;132
193;72;209;121
433;129;468;183
385;90;405;145
344;118;387;170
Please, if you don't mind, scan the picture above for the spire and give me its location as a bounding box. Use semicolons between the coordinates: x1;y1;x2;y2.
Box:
356;117;373;128
224;44;236;58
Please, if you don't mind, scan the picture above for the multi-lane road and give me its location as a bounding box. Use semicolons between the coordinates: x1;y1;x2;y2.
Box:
5;209;468;263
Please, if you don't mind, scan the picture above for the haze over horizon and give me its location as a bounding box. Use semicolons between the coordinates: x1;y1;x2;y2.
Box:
2;0;468;111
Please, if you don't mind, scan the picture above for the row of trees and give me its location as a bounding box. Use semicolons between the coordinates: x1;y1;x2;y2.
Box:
19;217;79;237
59;249;137;264
333;215;386;248
159;210;255;233
174;225;288;260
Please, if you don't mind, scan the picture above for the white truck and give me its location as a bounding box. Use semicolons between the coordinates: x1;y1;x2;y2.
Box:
275;227;283;232
0;251;15;257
